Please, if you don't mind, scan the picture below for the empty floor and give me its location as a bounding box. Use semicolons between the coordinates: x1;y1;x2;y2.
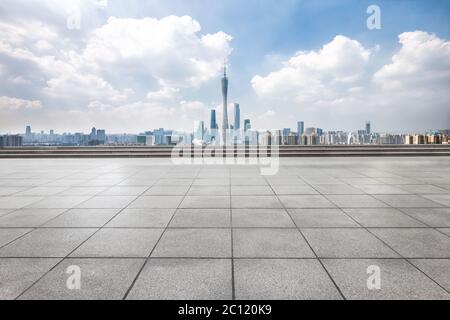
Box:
0;157;449;300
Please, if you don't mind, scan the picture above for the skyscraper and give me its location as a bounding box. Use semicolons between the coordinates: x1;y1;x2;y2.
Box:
194;121;205;140
366;121;371;135
210;109;218;129
233;103;240;131
297;121;304;135
221;64;229;144
25;126;31;136
244;119;251;132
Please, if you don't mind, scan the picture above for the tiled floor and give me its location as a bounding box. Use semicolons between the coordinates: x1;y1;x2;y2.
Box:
0;157;449;300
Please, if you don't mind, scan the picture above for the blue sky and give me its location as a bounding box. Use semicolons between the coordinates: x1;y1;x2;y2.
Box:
0;0;449;133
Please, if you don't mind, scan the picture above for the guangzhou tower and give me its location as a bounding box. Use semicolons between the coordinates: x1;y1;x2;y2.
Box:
221;64;229;144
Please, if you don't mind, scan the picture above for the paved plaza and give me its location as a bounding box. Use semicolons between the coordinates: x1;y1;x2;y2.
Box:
0;157;449;300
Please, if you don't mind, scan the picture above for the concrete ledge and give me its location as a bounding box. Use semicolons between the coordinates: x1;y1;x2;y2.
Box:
1;145;450;158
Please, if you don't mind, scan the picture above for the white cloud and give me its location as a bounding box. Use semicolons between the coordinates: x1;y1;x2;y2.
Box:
83;15;232;88
251;32;450;131
0;96;42;110
0;9;232;132
252;35;372;104
373;31;450;91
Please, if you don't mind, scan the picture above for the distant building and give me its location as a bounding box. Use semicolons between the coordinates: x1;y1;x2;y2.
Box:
97;130;106;144
210;109;218;130
366;121;371;135
297;121;304;135
0;135;23;147
244;119;251;132
233;103;240;131
194;121;205;141
89;127;97;141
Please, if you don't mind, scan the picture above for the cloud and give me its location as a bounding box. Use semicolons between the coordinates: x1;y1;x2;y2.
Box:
82;15;232;88
0;96;42;110
252;35;372;104
373;31;450;91
0;6;232;132
251;32;450;131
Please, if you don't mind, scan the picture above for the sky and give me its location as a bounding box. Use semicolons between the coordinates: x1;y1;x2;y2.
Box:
0;0;449;134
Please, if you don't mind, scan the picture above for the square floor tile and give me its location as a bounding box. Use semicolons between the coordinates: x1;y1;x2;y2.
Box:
71;229;163;258
231;178;267;186
271;185;318;195
234;259;342;300
422;194;450;206
232;209;295;228
401;208;450;227
233;229;314;258
144;185;190;196
232;196;282;209
398;185;449;194
0;228;31;247
180;196;230;209
15;187;69;196
343;208;425;227
373;195;442;208
409;259;450;292
0;258;61;300
193;179;229;186
127;259;232;300
0;209;13;217
129;196;183;209
314;184;365;195
19;258;145;300
42;209;119;228
302;229;399;258
0;187;27;196
278;195;336;209
105;209;175;228
0;209;66;227
0;228;96;257
353;185;408;195
370;228;450;258
327;195;388;208
77;196;136;209
170;209;230;228
187;185;230;196
27;196;91;209
0;197;44;209
152;229;231;258
101;186;148;196
322;259;449;300
58;187;107;196
289;209;359;228
231;186;274;196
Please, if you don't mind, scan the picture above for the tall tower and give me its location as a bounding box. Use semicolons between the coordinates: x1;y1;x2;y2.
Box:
221;64;229;144
210;109;218;129
234;103;240;131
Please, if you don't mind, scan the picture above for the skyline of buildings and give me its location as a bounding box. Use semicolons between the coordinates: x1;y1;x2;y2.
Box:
1;64;449;147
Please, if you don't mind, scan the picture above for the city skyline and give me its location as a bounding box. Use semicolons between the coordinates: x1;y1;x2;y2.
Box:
0;0;449;133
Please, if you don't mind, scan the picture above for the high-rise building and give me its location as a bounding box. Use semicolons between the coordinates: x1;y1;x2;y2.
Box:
97;130;106;143
221;64;229;143
0;135;23;147
194;121;205;141
244;119;251;132
210;109;218;129
297;121;304;135
366;121;371;135
89;127;97;141
25;126;31;136
233;103;240;131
